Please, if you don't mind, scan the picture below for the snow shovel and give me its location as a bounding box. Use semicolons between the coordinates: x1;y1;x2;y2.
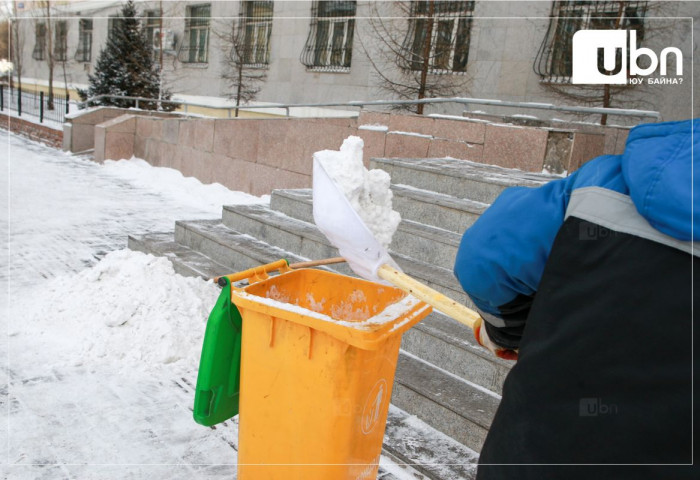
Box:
313;158;481;331
193;257;346;427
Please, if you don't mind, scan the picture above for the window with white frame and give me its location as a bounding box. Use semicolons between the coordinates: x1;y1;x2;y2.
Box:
54;20;68;62
75;19;93;62
178;4;211;64
401;1;474;74
239;1;274;66
32;23;46;61
534;0;648;83
300;1;356;72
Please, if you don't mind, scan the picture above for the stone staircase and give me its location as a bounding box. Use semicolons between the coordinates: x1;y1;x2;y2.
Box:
129;156;557;479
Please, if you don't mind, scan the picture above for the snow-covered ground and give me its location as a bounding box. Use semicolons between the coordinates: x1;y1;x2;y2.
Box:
1;133;426;479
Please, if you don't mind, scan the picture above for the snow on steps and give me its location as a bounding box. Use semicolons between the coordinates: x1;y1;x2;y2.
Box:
269;188;462;271
370;157;555;203
218;206;469;305
272;186;488;236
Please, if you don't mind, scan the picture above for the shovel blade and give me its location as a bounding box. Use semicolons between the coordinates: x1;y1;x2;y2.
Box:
312;158;399;282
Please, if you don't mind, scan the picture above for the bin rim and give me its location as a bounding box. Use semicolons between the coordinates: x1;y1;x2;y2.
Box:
230;269;432;350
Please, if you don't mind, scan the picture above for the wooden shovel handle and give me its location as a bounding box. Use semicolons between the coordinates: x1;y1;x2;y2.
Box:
213;257;346;285
288;257;346;269
377;264;480;330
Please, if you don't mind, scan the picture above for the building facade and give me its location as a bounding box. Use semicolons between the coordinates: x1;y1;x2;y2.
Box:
12;1;698;124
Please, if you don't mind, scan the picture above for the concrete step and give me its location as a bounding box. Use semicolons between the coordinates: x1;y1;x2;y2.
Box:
404;311;512;396
393;350;500;454
128;231;232;279
220;204;469;304
391;184;488;235
384;405;478;480
370;157;555;204
268;189;462;270
173;218;316;275
271;183;488;238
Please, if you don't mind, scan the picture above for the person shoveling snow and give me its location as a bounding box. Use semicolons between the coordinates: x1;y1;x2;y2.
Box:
454;119;697;478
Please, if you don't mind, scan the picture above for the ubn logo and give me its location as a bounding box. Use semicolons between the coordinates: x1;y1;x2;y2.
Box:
572;30;683;84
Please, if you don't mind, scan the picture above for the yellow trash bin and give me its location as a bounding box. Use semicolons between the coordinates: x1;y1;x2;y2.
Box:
230;263;432;479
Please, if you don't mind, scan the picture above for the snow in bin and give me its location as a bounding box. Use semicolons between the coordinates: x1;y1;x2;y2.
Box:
233;289;424;330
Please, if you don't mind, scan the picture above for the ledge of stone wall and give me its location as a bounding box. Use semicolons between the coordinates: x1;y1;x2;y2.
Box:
0;114;63;148
94;114;137;163
358;111;606;174
92;109;616;196
65;107;181;154
461;111;630;157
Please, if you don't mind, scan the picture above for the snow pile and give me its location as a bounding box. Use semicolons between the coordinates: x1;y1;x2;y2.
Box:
314;136;401;248
102;157;269;214
11;249;219;369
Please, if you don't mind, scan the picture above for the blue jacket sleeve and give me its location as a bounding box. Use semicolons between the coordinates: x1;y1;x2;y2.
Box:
454;155;627;348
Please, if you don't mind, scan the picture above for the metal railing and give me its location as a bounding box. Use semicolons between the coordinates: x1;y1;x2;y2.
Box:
1;85;71;124
77;94;662;122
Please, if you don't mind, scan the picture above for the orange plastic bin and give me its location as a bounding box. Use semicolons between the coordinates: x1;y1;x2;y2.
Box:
230;263;432;479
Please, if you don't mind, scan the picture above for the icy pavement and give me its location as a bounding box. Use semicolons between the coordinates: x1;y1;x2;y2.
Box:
1;133;426;479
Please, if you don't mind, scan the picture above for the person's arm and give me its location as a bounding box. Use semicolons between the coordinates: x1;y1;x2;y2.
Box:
454;155;625;354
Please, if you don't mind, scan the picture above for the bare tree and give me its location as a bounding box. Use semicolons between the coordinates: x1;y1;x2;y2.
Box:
358;1;473;115
213;15;268;117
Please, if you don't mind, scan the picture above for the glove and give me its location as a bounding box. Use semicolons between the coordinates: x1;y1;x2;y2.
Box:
474;316;519;361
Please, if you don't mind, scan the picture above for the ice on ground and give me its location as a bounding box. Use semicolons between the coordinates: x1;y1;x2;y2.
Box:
314;136;401;249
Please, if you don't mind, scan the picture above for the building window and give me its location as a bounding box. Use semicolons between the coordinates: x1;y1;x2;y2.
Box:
178;4;211;64
108;15;124;40
534;1;648;83
400;1;474;74
144;10;160;53
75;19;93;62
300;1;356;72
32;23;46;61
239;1;274;66
54;20;68;62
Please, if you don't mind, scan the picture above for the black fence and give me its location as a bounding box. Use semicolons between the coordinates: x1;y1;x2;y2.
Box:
0;85;70;124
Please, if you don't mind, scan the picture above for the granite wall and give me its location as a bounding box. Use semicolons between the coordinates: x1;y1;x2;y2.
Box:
86;109;615;196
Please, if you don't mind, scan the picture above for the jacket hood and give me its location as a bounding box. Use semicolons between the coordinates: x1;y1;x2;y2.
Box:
621;119;699;242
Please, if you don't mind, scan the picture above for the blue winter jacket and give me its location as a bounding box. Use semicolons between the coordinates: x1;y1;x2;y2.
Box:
453;118;698;328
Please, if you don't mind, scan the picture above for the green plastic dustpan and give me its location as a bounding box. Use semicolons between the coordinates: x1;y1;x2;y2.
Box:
193;277;242;426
